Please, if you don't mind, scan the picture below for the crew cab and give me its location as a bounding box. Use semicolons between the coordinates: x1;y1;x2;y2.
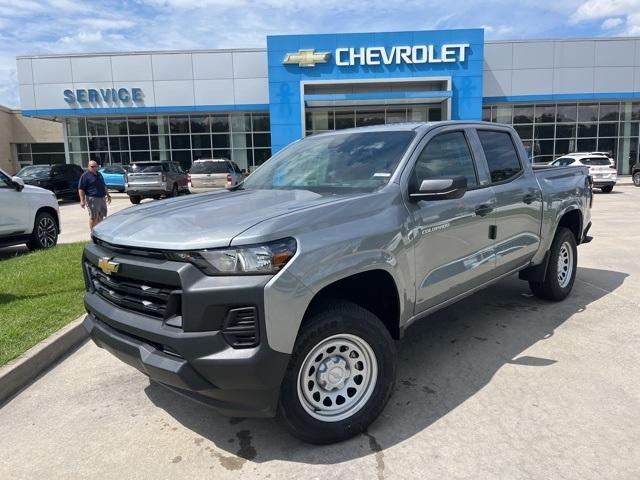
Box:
82;122;592;444
0;168;60;250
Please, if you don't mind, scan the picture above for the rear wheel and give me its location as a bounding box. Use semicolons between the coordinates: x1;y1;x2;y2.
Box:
601;185;613;193
26;212;58;250
529;227;577;301
129;195;141;205
633;172;640;187
169;184;178;197
276;301;396;444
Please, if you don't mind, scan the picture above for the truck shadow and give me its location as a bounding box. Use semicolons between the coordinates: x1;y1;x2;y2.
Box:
145;266;627;465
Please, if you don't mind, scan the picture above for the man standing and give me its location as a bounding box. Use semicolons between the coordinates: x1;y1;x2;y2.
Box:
78;160;111;231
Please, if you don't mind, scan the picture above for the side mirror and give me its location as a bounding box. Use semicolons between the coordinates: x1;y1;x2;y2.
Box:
409;175;467;201
11;176;24;191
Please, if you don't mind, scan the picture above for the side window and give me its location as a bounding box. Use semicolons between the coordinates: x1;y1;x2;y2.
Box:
0;171;11;188
412;131;478;188
232;162;242;174
477;130;522;183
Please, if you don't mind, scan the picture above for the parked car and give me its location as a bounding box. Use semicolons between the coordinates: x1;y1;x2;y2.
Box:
125;161;188;204
632;160;640;187
188;159;243;193
99;164;127;192
82;122;592;444
15;163;83;200
550;152;617;192
0;168;60;250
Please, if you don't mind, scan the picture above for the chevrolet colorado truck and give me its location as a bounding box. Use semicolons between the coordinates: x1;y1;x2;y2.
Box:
82;122;592;444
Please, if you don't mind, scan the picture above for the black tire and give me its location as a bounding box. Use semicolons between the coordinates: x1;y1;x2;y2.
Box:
152;195;162;200
118;188;125;193
169;184;178;197
276;300;396;444
601;185;613;193
26;211;58;250
529;227;577;301
129;195;141;205
633;172;640;187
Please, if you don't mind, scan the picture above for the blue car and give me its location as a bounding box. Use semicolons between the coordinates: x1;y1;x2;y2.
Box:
99;165;126;192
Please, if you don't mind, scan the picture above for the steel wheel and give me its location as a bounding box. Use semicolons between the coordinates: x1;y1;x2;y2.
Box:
297;333;378;422
37;216;57;248
557;241;574;289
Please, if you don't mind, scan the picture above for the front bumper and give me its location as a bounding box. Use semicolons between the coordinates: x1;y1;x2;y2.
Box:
82;241;290;417
126;187;167;197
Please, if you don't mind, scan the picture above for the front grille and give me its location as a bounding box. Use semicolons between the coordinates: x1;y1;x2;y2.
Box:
86;262;181;319
222;307;259;348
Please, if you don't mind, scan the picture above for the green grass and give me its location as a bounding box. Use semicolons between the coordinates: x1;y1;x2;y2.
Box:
0;242;88;367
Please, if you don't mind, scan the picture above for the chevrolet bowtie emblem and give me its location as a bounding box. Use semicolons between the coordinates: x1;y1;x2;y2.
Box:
98;257;120;275
283;49;331;67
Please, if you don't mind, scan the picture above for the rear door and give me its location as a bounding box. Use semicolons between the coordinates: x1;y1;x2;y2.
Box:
405;127;498;314
128;162;164;187
580;156;614;180
473;128;543;276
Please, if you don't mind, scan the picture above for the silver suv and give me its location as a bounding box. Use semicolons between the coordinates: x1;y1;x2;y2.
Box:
188;159;243;193
125;161;189;204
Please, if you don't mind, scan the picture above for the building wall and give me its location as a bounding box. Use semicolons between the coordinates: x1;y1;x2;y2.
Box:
17;49;269;115
0;106;63;174
483;38;640;101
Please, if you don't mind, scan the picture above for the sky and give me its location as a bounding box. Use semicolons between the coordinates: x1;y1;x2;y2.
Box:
1;0;640;108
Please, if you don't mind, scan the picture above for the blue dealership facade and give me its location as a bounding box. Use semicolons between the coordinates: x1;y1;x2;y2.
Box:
15;28;640;175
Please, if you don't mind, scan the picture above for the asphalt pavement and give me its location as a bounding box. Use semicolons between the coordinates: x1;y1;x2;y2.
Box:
0;186;639;479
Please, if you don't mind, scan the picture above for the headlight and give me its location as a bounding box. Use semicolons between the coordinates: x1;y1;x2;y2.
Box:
166;238;297;275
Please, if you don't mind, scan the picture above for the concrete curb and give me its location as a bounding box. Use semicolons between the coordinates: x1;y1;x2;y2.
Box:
0;315;88;406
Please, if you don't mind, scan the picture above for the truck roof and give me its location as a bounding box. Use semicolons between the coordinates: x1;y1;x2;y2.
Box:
310;120;503;136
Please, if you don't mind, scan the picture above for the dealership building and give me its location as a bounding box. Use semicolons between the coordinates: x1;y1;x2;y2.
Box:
15;28;640;175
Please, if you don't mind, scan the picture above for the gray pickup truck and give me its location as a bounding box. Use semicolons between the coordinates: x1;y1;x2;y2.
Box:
82;122;592;444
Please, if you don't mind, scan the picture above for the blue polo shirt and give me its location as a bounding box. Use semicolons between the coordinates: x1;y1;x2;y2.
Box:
78;171;107;198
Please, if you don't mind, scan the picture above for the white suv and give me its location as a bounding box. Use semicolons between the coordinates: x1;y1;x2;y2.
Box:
0;168;60;250
551;152;617;193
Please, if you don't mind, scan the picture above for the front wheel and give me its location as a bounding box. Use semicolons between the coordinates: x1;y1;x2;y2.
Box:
601;185;613;193
26;211;58;250
276;301;396;444
129;195;141;205
633;172;640;187
529;227;577;301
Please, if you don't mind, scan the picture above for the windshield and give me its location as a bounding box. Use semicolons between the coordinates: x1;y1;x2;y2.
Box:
243;131;416;192
190;161;228;174
129;162;162;173
580;157;610;166
16;166;51;178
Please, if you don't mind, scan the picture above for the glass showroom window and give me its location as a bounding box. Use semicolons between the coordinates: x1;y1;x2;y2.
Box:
305;105;443;136
65;113;271;172
16;143;65;167
482;101;639;173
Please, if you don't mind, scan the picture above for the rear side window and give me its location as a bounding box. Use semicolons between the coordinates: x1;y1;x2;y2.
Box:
130;163;162;173
190;162;228;174
413;131;478;188
477;130;522;183
580;157;610;166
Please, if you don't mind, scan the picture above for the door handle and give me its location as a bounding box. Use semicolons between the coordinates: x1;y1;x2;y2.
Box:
523;193;537;204
475;204;493;217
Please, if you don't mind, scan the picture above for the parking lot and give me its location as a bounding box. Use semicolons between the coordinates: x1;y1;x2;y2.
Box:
1;185;639;479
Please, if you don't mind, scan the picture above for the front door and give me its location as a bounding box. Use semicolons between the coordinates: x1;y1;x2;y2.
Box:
0;171;29;235
406;128;497;314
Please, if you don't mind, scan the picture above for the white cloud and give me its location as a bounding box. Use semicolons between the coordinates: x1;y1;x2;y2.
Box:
570;0;639;23
601;17;624;29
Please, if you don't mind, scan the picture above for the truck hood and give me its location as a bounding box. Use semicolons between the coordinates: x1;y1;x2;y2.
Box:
93;188;355;250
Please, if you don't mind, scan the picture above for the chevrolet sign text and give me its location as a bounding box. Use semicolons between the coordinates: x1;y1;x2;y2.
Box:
335;44;470;66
